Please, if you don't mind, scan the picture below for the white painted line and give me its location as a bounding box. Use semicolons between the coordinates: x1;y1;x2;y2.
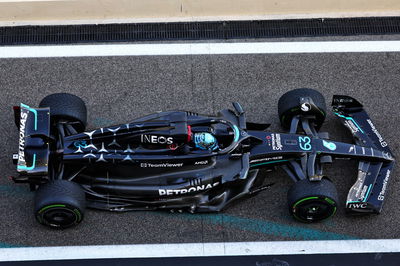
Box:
1;41;400;58
1;239;400;261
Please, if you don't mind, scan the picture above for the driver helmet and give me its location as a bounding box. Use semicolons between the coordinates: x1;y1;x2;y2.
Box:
193;132;218;150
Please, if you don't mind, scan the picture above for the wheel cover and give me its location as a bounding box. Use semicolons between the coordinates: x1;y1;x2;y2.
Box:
37;205;81;228
292;197;336;222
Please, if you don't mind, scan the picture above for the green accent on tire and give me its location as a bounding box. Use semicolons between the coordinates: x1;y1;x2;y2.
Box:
324;197;336;205
293;196;318;208
328;207;337;218
292;206;337;222
39;204;66;214
292;213;307;222
73;209;82;222
36;215;43;224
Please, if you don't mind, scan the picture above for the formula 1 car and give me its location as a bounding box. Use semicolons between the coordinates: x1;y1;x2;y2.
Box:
12;89;395;228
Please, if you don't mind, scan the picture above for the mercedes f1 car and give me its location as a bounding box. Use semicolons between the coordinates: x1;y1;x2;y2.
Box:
12;89;395;228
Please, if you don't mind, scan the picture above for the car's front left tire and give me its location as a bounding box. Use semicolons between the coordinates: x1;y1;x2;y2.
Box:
278;88;327;130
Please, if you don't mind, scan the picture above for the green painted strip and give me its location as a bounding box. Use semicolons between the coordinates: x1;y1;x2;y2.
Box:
250;159;289;168
39;204;66;214
293;196;319;208
163;213;358;240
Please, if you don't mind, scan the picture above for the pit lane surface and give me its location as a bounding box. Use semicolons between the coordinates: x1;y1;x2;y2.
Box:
0;35;399;247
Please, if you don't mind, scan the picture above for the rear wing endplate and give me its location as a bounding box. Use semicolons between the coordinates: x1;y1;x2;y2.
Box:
14;103;50;175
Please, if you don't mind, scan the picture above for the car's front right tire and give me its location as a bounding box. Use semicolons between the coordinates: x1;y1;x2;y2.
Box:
287;178;338;223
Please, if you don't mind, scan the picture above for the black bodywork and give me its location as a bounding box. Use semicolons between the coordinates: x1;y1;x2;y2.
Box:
13;96;395;215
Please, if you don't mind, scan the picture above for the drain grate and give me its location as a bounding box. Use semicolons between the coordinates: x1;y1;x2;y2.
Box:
0;17;399;45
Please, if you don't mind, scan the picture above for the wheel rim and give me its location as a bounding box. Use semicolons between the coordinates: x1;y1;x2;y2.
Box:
37;205;81;228
292;197;336;222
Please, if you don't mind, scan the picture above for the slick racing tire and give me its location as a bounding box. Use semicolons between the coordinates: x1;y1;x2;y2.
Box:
287;178;338;223
39;93;87;132
278;88;326;130
34;180;86;229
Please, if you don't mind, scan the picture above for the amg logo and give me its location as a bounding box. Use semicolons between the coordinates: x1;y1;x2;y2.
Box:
348;203;367;209
159;182;220;196
141;135;173;144
18;109;28;165
194;160;208;165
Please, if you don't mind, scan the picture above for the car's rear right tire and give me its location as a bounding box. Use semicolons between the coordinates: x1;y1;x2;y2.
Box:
39;93;87;132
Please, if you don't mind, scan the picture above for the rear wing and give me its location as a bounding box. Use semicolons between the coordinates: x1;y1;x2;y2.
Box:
332;95;395;214
13;103;50;175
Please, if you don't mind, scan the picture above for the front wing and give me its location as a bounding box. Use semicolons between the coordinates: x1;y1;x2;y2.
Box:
332;95;395;214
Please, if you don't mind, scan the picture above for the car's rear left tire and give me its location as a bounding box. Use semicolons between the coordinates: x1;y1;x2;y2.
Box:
34;180;86;229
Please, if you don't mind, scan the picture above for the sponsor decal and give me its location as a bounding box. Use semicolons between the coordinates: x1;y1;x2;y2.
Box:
141;135;173;145
348;203;367;209
301;103;311;112
74;140;88;148
344;120;359;134
322;140;337;151
250;156;283;164
299;136;312;151
140;162;183;168
270;134;283;151
333;97;354;104
378;170;390;201
194;160;209;165
18;109;29;166
349;145;355;153
158;182;220;196
367;119;387;148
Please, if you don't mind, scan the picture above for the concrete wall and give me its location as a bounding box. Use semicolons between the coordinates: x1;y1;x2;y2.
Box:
0;0;399;26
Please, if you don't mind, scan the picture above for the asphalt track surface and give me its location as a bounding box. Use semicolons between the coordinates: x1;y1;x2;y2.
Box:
0;35;399;247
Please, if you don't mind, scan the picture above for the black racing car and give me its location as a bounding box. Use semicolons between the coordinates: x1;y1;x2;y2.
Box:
12;88;395;228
